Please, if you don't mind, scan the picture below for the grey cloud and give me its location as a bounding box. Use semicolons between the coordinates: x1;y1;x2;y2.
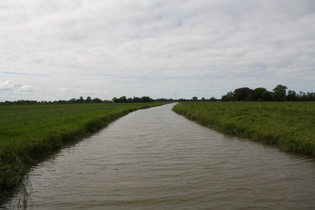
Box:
0;0;314;100
0;80;37;92
0;80;23;91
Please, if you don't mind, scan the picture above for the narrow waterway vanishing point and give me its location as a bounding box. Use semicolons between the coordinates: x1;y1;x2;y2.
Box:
6;103;315;209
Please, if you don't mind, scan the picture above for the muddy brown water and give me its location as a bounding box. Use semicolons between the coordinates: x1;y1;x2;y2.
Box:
5;103;315;209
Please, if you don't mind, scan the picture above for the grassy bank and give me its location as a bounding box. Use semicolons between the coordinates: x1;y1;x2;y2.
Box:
173;102;315;156
0;102;165;204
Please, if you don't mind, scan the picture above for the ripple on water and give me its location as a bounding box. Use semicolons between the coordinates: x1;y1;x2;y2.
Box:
6;103;315;210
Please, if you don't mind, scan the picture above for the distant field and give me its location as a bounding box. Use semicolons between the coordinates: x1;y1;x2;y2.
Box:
173;102;315;156
0;102;165;203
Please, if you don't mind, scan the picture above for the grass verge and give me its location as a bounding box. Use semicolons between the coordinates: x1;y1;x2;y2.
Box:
0;102;165;205
172;102;315;156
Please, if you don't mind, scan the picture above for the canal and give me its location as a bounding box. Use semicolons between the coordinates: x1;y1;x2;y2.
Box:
6;103;315;209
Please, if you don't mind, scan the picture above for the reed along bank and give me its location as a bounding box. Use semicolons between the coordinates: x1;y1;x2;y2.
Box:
173;102;315;156
0;102;165;204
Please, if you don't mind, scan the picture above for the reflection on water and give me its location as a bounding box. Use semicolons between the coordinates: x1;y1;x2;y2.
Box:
5;103;315;209
5;174;32;209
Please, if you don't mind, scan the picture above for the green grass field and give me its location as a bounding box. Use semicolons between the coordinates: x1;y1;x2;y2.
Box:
173;102;315;156
0;102;165;203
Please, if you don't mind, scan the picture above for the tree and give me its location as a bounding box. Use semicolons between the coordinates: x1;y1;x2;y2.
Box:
78;96;84;103
86;96;92;103
247;87;273;101
112;96;153;103
119;96;127;103
298;91;307;101
307;92;315;101
273;84;287;101
221;91;234;101
261;90;273;101
112;97;118;103
92;98;102;103
233;87;251;101
209;97;218;102
70;98;77;103
247;87;264;101
287;90;297;101
141;96;153;102
133;96;141;102
192;96;198;101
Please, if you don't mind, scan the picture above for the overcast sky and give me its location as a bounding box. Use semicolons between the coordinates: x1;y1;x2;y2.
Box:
1;0;314;101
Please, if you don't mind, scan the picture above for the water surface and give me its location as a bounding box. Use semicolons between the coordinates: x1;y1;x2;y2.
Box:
7;103;315;209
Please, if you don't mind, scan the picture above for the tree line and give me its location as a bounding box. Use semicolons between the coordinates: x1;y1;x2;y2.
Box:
1;96;173;105
2;84;314;105
1;96;106;105
220;84;315;102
